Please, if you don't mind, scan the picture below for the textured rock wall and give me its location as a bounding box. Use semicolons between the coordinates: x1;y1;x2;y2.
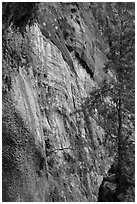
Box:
2;3;114;201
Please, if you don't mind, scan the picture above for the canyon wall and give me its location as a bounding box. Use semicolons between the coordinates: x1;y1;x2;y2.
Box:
2;3;115;201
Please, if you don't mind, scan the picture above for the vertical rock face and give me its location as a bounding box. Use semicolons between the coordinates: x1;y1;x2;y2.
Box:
2;3;114;202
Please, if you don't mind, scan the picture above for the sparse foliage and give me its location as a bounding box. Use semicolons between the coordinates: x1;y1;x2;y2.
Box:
89;2;135;201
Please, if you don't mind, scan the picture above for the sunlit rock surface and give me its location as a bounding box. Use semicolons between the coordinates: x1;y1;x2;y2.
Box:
2;2;114;201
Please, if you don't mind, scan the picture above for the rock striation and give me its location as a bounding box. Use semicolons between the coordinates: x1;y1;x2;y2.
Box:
2;2;115;201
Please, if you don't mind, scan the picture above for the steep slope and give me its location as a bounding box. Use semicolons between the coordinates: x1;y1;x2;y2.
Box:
2;3;115;201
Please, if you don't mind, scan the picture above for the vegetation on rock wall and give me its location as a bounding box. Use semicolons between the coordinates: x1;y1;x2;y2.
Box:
2;2;135;202
90;2;135;201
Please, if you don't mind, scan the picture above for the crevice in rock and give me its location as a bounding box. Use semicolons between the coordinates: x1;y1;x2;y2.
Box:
66;44;73;52
75;51;94;78
71;8;77;13
63;30;69;40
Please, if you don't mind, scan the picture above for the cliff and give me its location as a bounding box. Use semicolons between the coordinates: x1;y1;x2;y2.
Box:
2;3;115;201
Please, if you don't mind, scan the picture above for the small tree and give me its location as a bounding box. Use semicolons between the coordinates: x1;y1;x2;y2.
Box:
90;2;135;201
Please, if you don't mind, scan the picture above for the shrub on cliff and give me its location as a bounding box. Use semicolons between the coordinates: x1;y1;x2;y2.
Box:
2;3;38;29
2;27;33;92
